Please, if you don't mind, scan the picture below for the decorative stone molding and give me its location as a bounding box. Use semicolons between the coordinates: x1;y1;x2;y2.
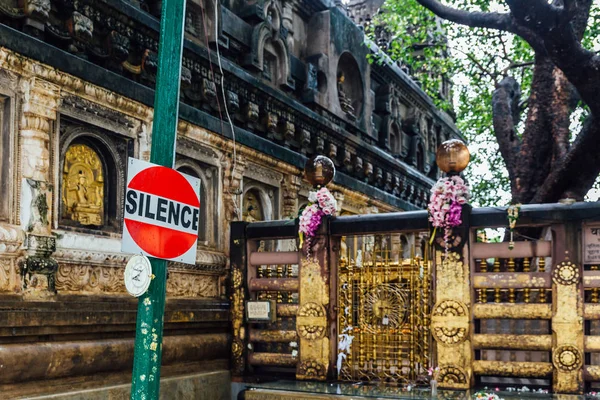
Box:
553;260;580;285
553;345;582;372
297;302;327;340
282;174;302;219
431;299;469;345
0;48;153;121
0;223;25;255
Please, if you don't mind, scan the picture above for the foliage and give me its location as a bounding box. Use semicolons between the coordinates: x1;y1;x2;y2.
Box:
367;0;600;206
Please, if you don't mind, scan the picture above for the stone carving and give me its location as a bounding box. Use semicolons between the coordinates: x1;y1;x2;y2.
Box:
337;72;355;118
0;224;24;255
297;360;326;379
22;179;52;235
553;261;580;285
227;90;240;114
242;190;264;222
438;365;467;384
23;0;51;19
244;101;259;124
432;299;468;345
202;78;217;103
553;345;582;372
53;248;129;266
222;154;246;222
21;234;57;294
166;272;219;298
62;144;104;226
55;263;125;293
107;30;130;62
282;174;301;219
297;302;326;340
69;12;93;42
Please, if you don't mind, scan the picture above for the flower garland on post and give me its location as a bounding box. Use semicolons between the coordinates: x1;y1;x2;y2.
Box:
428;175;469;255
299;187;338;258
299;155;337;259
429;140;471;256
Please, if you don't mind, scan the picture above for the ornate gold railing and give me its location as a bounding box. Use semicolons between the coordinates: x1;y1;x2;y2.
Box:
232;203;600;395
337;234;432;384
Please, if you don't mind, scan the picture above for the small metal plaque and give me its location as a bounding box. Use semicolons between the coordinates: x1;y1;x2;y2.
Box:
584;223;600;264
246;300;276;322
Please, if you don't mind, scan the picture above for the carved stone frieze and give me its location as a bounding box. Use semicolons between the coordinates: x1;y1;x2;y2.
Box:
282;174;302;219
55;263;125;293
0;223;25;255
166;272;219;298
53;248;129;266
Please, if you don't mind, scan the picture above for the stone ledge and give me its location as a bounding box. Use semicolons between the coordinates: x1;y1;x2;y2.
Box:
11;370;231;400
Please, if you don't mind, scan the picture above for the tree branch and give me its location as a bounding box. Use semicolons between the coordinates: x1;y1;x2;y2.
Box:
414;0;512;30
492;76;522;185
532;115;600;202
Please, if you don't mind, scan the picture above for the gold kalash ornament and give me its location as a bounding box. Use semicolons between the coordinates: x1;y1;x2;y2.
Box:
436;139;470;174
304;155;335;188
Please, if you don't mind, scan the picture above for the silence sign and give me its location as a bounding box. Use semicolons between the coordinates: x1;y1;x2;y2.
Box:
121;158;201;265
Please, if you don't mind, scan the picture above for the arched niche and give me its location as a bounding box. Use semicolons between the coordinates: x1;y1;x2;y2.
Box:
244;8;295;91
175;161;214;245
390;122;402;156
242;186;274;222
59;127;126;232
336;52;364;120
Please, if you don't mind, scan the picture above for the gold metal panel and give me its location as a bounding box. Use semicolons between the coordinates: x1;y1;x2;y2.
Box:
337;234;432;385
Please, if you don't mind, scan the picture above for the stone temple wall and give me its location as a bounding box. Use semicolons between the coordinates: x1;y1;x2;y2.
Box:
0;0;462;396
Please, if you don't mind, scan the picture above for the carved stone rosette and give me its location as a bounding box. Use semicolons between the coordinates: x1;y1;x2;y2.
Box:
553;261;580;285
438;365;468;386
553;345;582;372
433;250;472;390
431;299;469;345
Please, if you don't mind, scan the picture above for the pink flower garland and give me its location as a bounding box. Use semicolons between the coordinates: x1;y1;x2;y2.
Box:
299;187;337;256
428;176;469;254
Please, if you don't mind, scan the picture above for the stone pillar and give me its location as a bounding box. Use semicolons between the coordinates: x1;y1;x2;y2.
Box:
430;207;473;390
296;223;331;381
18;77;60;297
282;1;294;53
551;223;584;393
221;153;246;256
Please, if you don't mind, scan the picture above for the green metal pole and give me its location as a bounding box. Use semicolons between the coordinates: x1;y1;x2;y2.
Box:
130;0;186;397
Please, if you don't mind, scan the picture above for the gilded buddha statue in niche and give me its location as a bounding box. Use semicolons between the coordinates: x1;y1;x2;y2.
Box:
62;144;104;226
337;72;354;116
242;191;264;222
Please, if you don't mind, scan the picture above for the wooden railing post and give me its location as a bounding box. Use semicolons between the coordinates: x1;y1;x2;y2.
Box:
296;220;331;381
431;206;473;390
551;223;584;394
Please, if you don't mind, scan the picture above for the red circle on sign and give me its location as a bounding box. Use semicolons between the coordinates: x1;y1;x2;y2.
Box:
125;166;200;259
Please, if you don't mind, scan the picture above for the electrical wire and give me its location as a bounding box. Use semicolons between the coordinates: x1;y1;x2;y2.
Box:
199;1;241;220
